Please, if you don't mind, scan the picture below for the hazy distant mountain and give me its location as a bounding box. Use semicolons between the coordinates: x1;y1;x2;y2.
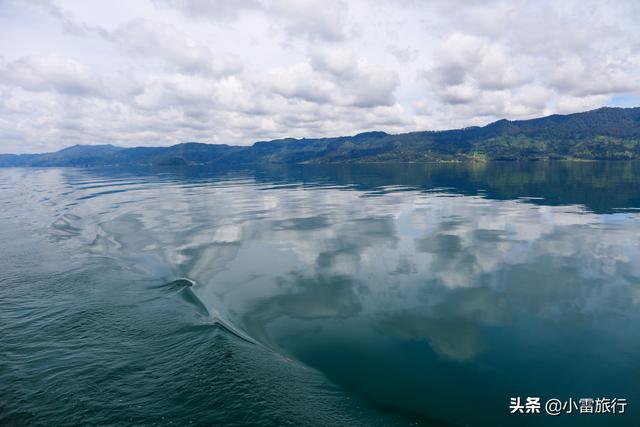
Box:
2;107;640;167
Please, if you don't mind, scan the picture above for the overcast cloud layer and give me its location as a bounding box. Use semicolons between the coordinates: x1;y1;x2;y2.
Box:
1;0;640;153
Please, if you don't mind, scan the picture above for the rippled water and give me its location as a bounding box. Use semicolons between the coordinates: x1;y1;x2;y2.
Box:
1;163;640;426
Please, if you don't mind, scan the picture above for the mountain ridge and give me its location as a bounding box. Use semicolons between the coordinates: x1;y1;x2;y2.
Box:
2;106;640;167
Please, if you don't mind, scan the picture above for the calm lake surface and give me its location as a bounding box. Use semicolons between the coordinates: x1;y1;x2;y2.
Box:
1;162;640;426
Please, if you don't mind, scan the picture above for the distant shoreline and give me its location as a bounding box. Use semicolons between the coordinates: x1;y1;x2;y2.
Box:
2;106;640;167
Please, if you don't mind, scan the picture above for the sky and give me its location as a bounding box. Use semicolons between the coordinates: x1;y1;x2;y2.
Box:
1;0;639;153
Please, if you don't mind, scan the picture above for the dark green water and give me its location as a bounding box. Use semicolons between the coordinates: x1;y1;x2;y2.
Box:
1;162;640;426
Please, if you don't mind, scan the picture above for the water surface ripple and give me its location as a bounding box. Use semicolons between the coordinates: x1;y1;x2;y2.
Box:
1;162;640;426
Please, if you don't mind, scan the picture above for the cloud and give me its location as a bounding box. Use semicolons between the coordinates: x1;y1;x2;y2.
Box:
0;55;104;96
151;0;261;21
268;0;350;42
545;55;640;97
111;19;243;76
419;0;640;121
1;0;640;152
267;46;399;108
555;94;610;114
423;33;523;103
132;74;219;110
152;0;350;43
5;0;107;37
385;44;418;63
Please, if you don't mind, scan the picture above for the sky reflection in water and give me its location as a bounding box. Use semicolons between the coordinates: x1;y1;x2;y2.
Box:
1;162;639;426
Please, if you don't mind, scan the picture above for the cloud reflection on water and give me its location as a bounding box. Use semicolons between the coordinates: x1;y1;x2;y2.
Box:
2;163;639;425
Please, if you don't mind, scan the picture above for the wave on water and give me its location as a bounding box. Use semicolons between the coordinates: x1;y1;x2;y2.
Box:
156;278;260;347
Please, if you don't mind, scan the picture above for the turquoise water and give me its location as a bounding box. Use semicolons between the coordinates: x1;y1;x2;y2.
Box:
1;163;639;426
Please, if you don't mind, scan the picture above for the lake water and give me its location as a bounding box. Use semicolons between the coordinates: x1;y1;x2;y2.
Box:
1;162;639;426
